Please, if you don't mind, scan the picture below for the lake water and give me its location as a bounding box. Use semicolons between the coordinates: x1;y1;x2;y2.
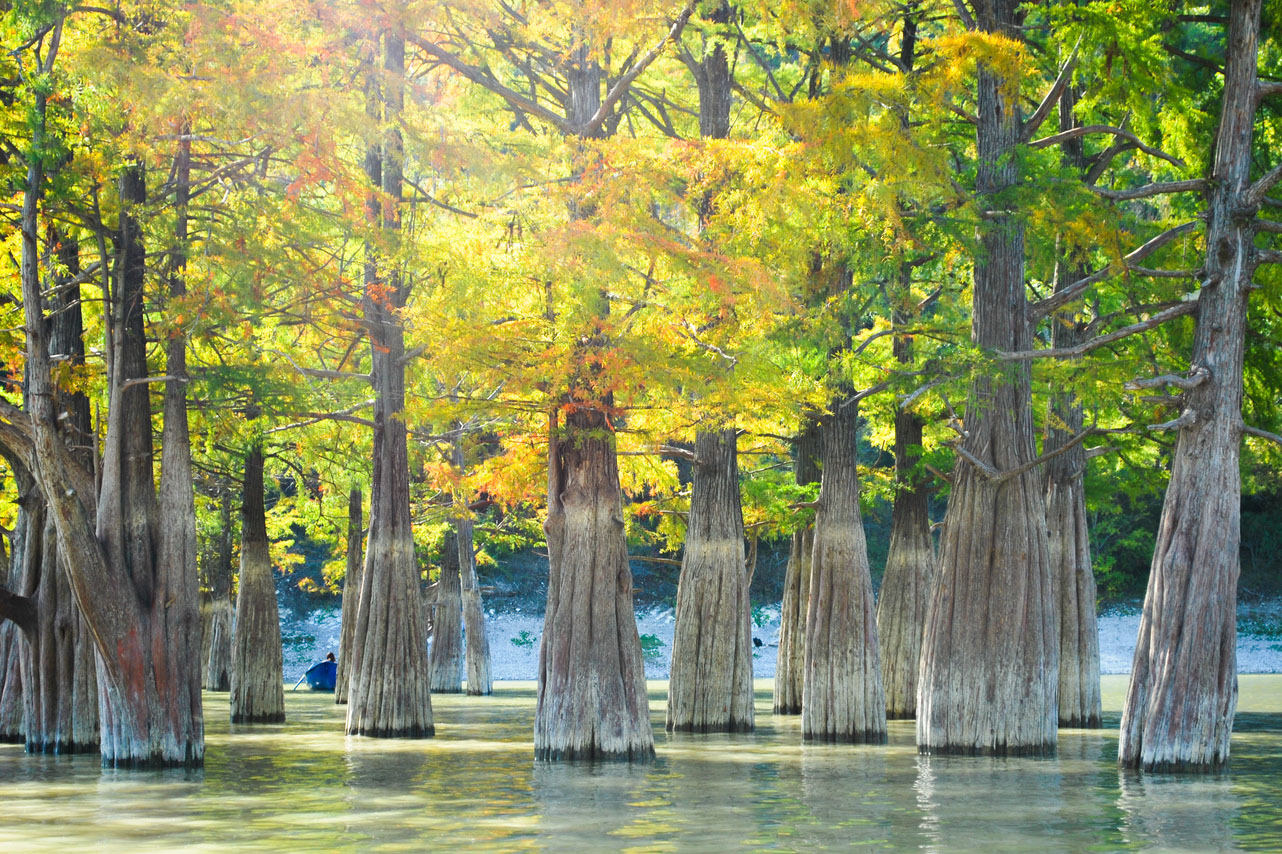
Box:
2;676;1280;852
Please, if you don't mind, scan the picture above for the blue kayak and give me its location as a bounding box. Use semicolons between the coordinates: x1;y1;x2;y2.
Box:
304;660;337;692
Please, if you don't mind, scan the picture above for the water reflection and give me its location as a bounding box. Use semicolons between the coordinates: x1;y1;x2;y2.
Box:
1;682;1281;853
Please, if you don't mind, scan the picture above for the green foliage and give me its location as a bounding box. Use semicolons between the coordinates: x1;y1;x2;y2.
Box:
510;631;537;650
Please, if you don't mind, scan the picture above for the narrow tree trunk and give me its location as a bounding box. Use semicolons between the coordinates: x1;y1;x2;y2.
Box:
876;401;935;720
802;399;886;743
429;528;463;693
667;429;753;732
230;446;284;723
537;405;653;760
774;421;820;714
346;29;434;738
916;0;1057;756
458;513;492;696
204;489;234;692
335;486;363;704
1119;0;1260;772
0;487;30;744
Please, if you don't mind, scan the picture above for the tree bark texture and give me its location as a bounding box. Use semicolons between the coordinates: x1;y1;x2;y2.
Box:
335;486;363;704
429;528;463;693
667;428;753;733
230;446;284;723
0;486;32;744
1119;0;1260;772
1045;89;1101;730
802;400;886;743
916;0;1057;756
458;513;492;696
537;406;653;761
346;29;434;738
204;489;234;692
774;421;819;714
876;402;935;720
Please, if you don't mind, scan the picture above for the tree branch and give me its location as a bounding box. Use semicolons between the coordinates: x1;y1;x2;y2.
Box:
1090;179;1207;201
1243;423;1282;446
0;587;35;634
1002;300;1198;361
1029;124;1183;169
1244;161;1282;209
1149;409;1196;432
1020;43;1079;142
1259;81;1282;104
1124;366;1209;391
1030;221;1198;319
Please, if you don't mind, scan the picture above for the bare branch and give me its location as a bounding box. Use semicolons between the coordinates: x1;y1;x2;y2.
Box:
1244;161;1282;209
1259;249;1282;265
265;400;376;435
1090;179;1207;201
1021;42;1079;142
1029;124;1183;169
1149;409;1196;432
1243;423;1282;446
953;444;1001;480
658;444;697;461
1124;366;1209;391
0;587;35;634
1031;221;1198;319
1259;81;1282;104
1002;300;1198;361
120;375;186;390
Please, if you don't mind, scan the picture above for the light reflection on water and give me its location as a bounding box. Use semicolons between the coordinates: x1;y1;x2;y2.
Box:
1;676;1279;853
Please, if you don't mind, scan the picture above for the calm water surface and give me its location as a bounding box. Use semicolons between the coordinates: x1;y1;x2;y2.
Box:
2;676;1280;853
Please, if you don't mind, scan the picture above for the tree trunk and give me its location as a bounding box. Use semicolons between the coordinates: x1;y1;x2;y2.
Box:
916;0;1057;756
429;528;463;693
230;446;284;723
537;405;653;760
335;485;363;704
802;399;885;743
0;489;29;744
345;28;434;738
204;489;234;692
667;428;753;733
458;514;492;696
1119;0;1260;772
1045;90;1101;730
876;401;935;721
774;421;819;715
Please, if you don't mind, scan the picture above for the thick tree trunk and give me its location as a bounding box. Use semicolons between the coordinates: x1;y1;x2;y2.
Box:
1119;0;1260;772
876;402;935;720
204;489;234;692
0;491;29;744
667;428;753;733
335;486;363;704
802;399;885;743
346;29;434;738
916;0;1057;756
429;528;463;693
1046;89;1101;730
774;421;819;714
537;405;653;761
230;446;284;723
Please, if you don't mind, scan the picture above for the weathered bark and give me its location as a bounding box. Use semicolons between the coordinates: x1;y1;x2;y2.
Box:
1045;89;1101;730
204;489;234;692
537;403;654;761
335;486;363;704
876;398;935;721
667;428;753;733
346;29;434;738
774;420;820;714
1119;0;1261;772
0;622;21;743
458;514;492;696
0;482;33;744
802;399;885;743
428;528;463;693
230;446;284;723
916;0;1057;756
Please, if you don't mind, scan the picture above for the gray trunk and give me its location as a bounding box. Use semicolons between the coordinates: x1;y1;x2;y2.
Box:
667;428;753;733
345;29;434;738
429;528;463;693
1119;0;1260;772
802;399;885;743
230;446;284;723
335;486;363;704
204;489;234;692
537;405;653;760
916;0;1058;756
458;514;492;695
774;421;819;714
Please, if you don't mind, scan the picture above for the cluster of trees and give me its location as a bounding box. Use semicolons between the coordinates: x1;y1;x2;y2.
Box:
0;0;1278;774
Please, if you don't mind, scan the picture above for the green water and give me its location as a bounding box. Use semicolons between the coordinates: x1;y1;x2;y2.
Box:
2;676;1280;853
